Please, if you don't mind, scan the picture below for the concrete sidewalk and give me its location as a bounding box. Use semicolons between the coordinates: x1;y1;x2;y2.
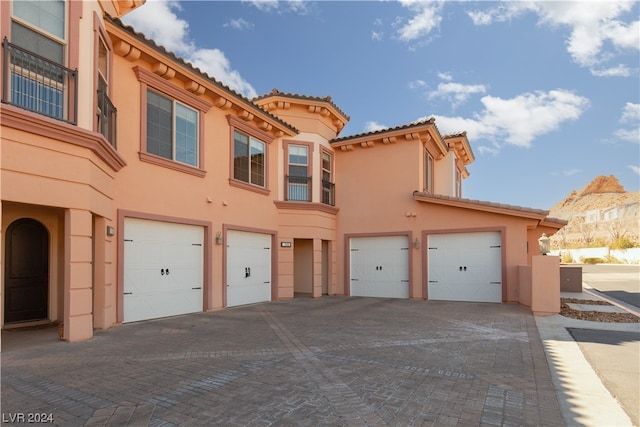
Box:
2;298;564;426
536;287;639;427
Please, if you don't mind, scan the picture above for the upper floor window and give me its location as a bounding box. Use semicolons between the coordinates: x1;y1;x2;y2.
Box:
3;0;76;123
147;90;199;167
12;0;65;63
456;169;462;198
287;145;310;201
233;130;265;187
321;150;335;206
96;31;116;147
135;66;210;177
424;150;434;193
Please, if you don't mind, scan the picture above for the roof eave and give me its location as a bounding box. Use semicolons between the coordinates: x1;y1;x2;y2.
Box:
413;191;549;221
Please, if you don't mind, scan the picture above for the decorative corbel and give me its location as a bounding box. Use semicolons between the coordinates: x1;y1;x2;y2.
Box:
215;97;233;110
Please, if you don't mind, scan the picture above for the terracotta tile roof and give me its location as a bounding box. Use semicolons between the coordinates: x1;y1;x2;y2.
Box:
331;118;437;143
442;131;467;139
106;16;298;134
253;89;350;121
413;191;568;224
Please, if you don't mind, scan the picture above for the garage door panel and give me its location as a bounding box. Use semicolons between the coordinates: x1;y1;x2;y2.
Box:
226;230;272;307
123;219;204;323
350;236;409;299
427;232;502;303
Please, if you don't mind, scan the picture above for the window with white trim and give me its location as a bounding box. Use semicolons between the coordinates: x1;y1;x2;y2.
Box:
424;150;434;193
321;150;335;205
287;145;310;201
233;130;265;187
147;89;199;167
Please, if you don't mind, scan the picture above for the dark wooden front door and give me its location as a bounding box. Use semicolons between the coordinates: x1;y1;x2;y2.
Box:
4;218;49;323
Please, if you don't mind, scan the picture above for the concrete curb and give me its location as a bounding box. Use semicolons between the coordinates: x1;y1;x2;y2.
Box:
535;313;635;426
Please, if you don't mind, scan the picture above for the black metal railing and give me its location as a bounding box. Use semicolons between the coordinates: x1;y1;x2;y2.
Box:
97;88;117;148
286;176;311;202
322;180;335;206
2;37;77;124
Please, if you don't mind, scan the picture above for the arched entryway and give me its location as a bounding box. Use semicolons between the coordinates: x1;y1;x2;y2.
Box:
4;218;49;324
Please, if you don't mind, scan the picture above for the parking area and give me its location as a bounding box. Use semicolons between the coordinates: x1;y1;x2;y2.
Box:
1;297;564;426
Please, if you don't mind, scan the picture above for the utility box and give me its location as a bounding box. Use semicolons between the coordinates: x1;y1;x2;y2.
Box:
560;265;583;292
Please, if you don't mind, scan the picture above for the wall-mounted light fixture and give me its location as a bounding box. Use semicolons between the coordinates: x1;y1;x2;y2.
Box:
215;232;223;245
106;225;115;236
413;237;420;249
538;233;550;255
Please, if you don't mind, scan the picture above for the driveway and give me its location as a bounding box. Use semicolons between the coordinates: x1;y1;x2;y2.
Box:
1;297;563;426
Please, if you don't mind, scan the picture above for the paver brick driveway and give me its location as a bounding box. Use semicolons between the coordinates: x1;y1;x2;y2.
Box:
1;297;564;426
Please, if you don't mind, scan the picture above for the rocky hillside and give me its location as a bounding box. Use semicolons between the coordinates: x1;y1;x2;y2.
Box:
549;175;640;247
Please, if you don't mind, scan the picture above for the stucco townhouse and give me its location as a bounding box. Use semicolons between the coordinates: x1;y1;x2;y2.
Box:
1;0;565;343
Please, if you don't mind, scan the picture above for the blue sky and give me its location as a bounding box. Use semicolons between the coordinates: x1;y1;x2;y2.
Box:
123;0;640;209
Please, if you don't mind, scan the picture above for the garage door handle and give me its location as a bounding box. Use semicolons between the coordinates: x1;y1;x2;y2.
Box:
124;292;132;295
192;287;201;290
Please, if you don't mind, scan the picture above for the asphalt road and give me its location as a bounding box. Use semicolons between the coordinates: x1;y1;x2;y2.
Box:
581;264;640;308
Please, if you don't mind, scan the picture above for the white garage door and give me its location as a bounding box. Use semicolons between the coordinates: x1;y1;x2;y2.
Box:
350;236;410;298
226;230;272;307
123;218;204;323
427;231;502;303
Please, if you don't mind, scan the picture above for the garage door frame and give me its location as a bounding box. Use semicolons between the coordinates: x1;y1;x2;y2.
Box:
422;227;506;302
223;224;277;306
344;231;413;298
117;210;212;323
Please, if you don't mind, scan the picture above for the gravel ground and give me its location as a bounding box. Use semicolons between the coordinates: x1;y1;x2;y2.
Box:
561;298;639;323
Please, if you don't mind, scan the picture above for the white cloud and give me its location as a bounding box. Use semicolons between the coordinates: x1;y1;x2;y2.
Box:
243;0;313;15
122;0;257;98
408;79;426;89
364;121;388;133
371;31;384;41
615;102;640;143
437;72;453;81
562;169;581;176
243;0;279;12
467;1;640;77
224;18;254;31
629;165;640;175
428;80;487;109
396;0;444;41
420;89;589;150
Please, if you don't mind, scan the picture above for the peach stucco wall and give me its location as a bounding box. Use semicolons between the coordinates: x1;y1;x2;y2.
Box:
2;0;562;345
334;140;539;302
531;255;560;315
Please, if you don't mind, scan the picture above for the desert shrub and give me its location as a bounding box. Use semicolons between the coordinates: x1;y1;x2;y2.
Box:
609;237;637;250
603;254;623;264
582;257;604;264
560;252;575;263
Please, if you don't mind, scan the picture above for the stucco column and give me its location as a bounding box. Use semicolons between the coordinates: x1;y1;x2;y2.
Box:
531;255;560;316
312;238;322;298
93;217;116;330
63;208;93;342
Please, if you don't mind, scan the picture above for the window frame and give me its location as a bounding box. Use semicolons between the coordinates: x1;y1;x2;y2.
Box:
283;140;314;202
93;12;115;146
11;0;66;64
134;66;211;177
424;149;434;193
321;147;335;206
228;115;274;195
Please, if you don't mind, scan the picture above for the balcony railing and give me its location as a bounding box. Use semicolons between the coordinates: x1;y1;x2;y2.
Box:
286;176;311;202
322;180;335;206
2;37;77;124
97;88;117;148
